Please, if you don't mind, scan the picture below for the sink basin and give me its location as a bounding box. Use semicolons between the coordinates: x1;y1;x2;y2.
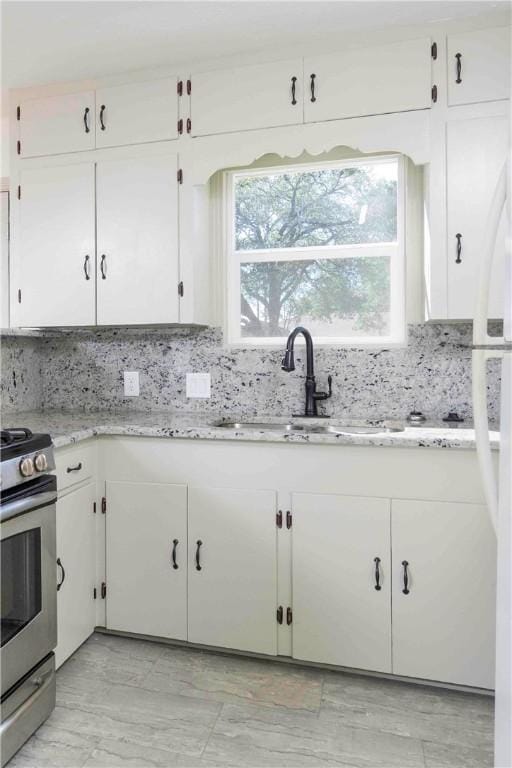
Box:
211;421;294;432
322;425;404;435
211;421;404;435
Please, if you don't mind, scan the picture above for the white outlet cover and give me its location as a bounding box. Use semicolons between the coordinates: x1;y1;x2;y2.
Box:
186;372;211;398
123;371;140;397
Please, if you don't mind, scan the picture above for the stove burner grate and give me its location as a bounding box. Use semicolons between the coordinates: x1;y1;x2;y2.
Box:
0;428;34;446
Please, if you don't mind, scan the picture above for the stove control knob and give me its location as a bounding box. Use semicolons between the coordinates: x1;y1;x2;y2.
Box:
19;457;35;477
34;453;48;472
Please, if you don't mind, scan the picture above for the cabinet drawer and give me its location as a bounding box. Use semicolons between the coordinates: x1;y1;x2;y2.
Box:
55;443;94;492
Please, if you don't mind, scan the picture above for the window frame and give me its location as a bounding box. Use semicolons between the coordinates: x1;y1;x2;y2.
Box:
224;154;406;347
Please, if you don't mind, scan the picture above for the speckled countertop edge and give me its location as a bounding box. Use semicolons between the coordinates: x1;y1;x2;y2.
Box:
0;411;500;451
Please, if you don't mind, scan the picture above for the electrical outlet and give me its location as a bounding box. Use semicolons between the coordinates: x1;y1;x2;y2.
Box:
123;371;139;397
186;372;211;398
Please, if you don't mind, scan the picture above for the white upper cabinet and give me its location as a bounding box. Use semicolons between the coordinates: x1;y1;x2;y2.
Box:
96;150;180;325
447;26;511;106
18;91;95;158
303;38;432;124
17;79;178;158
446;113;508;319
391;500;496;689
292;493;392;673
18;162;96;327
95;78;178;148
190;59;303;136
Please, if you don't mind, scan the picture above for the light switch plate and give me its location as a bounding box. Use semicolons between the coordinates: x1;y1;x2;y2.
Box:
123;371;140;397
186;372;211;398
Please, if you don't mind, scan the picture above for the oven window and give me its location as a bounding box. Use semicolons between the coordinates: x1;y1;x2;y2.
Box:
1;528;42;647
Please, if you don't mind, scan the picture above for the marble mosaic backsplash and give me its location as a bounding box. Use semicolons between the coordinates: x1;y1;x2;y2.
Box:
0;323;502;422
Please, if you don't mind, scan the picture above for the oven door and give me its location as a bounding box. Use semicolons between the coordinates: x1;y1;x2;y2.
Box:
1;475;57;696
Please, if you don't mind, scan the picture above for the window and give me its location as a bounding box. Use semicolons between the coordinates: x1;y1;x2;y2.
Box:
225;156;405;346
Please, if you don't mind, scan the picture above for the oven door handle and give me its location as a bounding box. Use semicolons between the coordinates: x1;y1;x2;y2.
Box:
0;491;57;524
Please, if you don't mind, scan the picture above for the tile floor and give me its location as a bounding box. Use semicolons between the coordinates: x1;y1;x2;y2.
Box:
10;633;494;768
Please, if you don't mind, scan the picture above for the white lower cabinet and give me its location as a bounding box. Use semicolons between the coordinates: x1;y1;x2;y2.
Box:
188;487;277;655
56;482;96;668
291;493;392;672
391;500;496;689
105;481;187;639
98;445;496;689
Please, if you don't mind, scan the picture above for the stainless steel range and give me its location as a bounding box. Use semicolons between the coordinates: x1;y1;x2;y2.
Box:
0;427;57;766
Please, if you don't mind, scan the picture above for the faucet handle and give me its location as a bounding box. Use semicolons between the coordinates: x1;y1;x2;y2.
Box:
314;375;333;401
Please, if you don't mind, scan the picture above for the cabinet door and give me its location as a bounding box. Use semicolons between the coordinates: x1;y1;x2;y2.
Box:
292;493;391;672
18;163;96;327
95;78;178;149
304;38;431;124
96;151;179;325
188;487;277;654
392;500;496;688
56;483;96;668
448;26;511;106
190;60;302;136
106;481;187;639
19;92;95;158
1;191;8;328
447;114;508;319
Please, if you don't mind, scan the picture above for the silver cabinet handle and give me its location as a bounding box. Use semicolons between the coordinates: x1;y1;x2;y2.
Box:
100;254;107;279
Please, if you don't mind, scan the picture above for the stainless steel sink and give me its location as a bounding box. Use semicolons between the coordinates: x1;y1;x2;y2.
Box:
290;424;403;435
211;421;404;435
211;421;295;432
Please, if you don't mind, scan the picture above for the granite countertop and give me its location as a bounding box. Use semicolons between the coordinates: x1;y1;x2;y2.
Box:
0;410;500;450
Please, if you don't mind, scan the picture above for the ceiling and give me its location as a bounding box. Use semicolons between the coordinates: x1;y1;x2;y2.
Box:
1;1;509;89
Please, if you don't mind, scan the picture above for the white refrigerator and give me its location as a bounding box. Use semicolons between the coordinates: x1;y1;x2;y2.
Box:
471;159;512;768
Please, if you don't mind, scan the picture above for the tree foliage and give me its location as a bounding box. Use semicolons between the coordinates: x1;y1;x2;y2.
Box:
235;165;397;337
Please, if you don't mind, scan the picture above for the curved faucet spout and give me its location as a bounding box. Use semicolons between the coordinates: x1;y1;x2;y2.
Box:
281;326;331;417
281;326;314;376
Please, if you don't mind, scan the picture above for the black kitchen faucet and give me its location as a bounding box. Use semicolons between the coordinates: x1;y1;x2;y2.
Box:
281;326;332;417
